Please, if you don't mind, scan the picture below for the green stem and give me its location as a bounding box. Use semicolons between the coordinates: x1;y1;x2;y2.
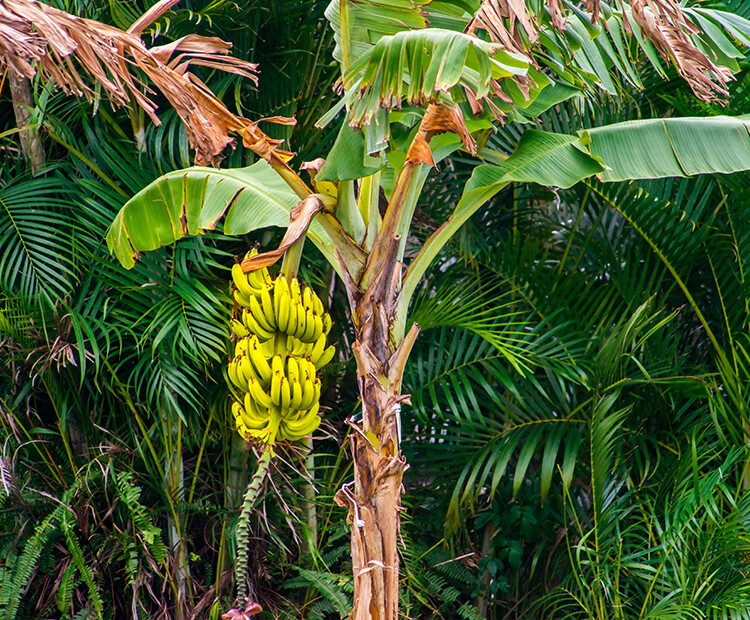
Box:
336;179;366;244
236;446;273;602
339;0;352;77
302;435;318;554
280;234;307;280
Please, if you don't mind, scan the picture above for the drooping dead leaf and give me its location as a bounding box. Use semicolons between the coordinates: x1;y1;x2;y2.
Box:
241;117;297;164
239;195;325;272
404;135;435;166
0;0;299;166
629;0;732;102
464;2;536;120
421;104;477;154
404;103;477;165
467;0;541;58
468;0;731;105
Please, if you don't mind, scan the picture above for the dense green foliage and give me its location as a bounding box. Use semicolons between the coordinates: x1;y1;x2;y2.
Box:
4;0;750;619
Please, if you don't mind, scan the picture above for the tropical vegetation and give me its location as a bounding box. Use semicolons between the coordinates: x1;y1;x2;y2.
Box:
3;0;750;619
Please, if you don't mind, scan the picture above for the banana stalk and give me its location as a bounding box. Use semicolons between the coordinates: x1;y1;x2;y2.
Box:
235;446;273;602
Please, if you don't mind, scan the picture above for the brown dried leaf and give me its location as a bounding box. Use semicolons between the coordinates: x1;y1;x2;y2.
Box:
629;0;731;102
239;195;325;272
126;0;181;36
469;0;730;105
404;134;435;166
464;1;538;119
0;0;266;166
421;103;477;155
241;117;297;164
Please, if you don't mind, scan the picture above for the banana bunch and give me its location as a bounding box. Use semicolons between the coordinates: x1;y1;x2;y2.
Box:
227;253;335;445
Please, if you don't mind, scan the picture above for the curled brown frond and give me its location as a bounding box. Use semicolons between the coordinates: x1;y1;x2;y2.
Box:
627;0;732;102
0;0;294;166
468;0;732;104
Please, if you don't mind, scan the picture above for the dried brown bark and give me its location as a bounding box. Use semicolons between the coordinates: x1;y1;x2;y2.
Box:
334;193;422;618
336;299;415;618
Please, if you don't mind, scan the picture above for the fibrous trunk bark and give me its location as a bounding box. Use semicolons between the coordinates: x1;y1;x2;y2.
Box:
341;370;407;620
335;231;419;619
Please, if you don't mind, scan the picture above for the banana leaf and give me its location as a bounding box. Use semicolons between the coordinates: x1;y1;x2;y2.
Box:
585;115;750;181
106;160;335;269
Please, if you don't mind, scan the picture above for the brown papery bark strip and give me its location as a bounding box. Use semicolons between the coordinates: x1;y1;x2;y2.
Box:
239;195;324;272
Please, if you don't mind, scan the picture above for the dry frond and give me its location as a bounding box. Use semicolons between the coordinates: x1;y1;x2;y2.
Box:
0;0;293;166
468;0;731;104
628;0;732;102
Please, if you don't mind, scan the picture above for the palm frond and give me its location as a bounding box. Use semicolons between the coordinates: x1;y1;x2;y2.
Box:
0;176;83;302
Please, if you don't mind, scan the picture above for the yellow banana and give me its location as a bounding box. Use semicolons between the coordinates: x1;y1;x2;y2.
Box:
309;312;324;343
309;333;326;365
259;285;277;330
302;287;314;312
227;357;245;392
238;397;268;429
238;355;259;389
290;378;303;410
322;312;332;335
271;370;282;406
234;418;251;441
249;295;275;333
290;278;302;306
234;336;250;357
286;295;298;336
246;268;266;290
248;337;272;386
248;376;274;409
271;354;285;375
299;375;316;410
232;264;261;298
243;394;271;426
273;276;288;322
312;292;324;316
233;288;253;309
260;267;273;286
286;356;300;385
242;308;275;341
313;378;322;404
279;416;318;441
299;306;315;341
276;284;291;333
246;257;271;289
302;358;317;384
314;345;336;369
294;304;307;340
280;403;320;440
230;318;249;338
279;376;291;410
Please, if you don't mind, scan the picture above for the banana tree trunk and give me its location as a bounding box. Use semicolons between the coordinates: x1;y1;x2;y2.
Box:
335;236;420;619
342;373;407;619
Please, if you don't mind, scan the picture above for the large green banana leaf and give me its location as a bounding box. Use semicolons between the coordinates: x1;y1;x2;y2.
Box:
398;115;750;332
585;115;750;181
106;160;335;269
109;115;750;278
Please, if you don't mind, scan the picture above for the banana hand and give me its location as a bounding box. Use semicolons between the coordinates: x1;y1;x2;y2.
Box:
248;376;274;409
313;345;336;369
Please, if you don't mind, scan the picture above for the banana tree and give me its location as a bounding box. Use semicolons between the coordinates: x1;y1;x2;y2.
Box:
54;0;750;617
